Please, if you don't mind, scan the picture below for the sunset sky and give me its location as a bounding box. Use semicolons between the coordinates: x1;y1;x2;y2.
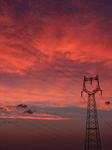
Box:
0;0;112;149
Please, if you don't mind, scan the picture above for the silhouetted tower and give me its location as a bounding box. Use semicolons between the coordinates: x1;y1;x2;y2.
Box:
81;75;102;150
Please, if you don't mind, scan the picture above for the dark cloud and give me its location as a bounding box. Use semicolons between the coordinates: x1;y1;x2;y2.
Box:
105;101;111;105
24;109;34;114
17;104;27;108
1;0;111;26
0;0;111;50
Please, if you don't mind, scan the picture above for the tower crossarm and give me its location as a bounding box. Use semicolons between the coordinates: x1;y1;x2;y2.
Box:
81;75;102;96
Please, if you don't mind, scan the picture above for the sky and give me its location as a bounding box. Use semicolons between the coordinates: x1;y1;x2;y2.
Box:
0;0;112;149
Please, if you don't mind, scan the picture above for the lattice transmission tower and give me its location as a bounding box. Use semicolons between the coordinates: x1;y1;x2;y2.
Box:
81;75;102;150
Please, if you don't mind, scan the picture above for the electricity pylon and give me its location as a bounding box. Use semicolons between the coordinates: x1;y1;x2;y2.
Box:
81;75;102;150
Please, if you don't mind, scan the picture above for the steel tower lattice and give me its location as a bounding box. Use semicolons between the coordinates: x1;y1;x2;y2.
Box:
81;75;102;150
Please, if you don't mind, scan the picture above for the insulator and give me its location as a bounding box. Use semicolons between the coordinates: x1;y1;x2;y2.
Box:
90;78;92;85
101;90;102;96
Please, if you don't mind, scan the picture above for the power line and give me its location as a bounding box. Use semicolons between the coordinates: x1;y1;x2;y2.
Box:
0;101;83;142
0;57;78;96
0;111;83;145
97;92;112;111
98;113;112;130
0;26;83;98
0;22;82;83
19;118;83;143
0;117;71;143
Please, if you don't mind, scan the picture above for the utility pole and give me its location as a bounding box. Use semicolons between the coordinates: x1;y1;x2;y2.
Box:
81;75;102;150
